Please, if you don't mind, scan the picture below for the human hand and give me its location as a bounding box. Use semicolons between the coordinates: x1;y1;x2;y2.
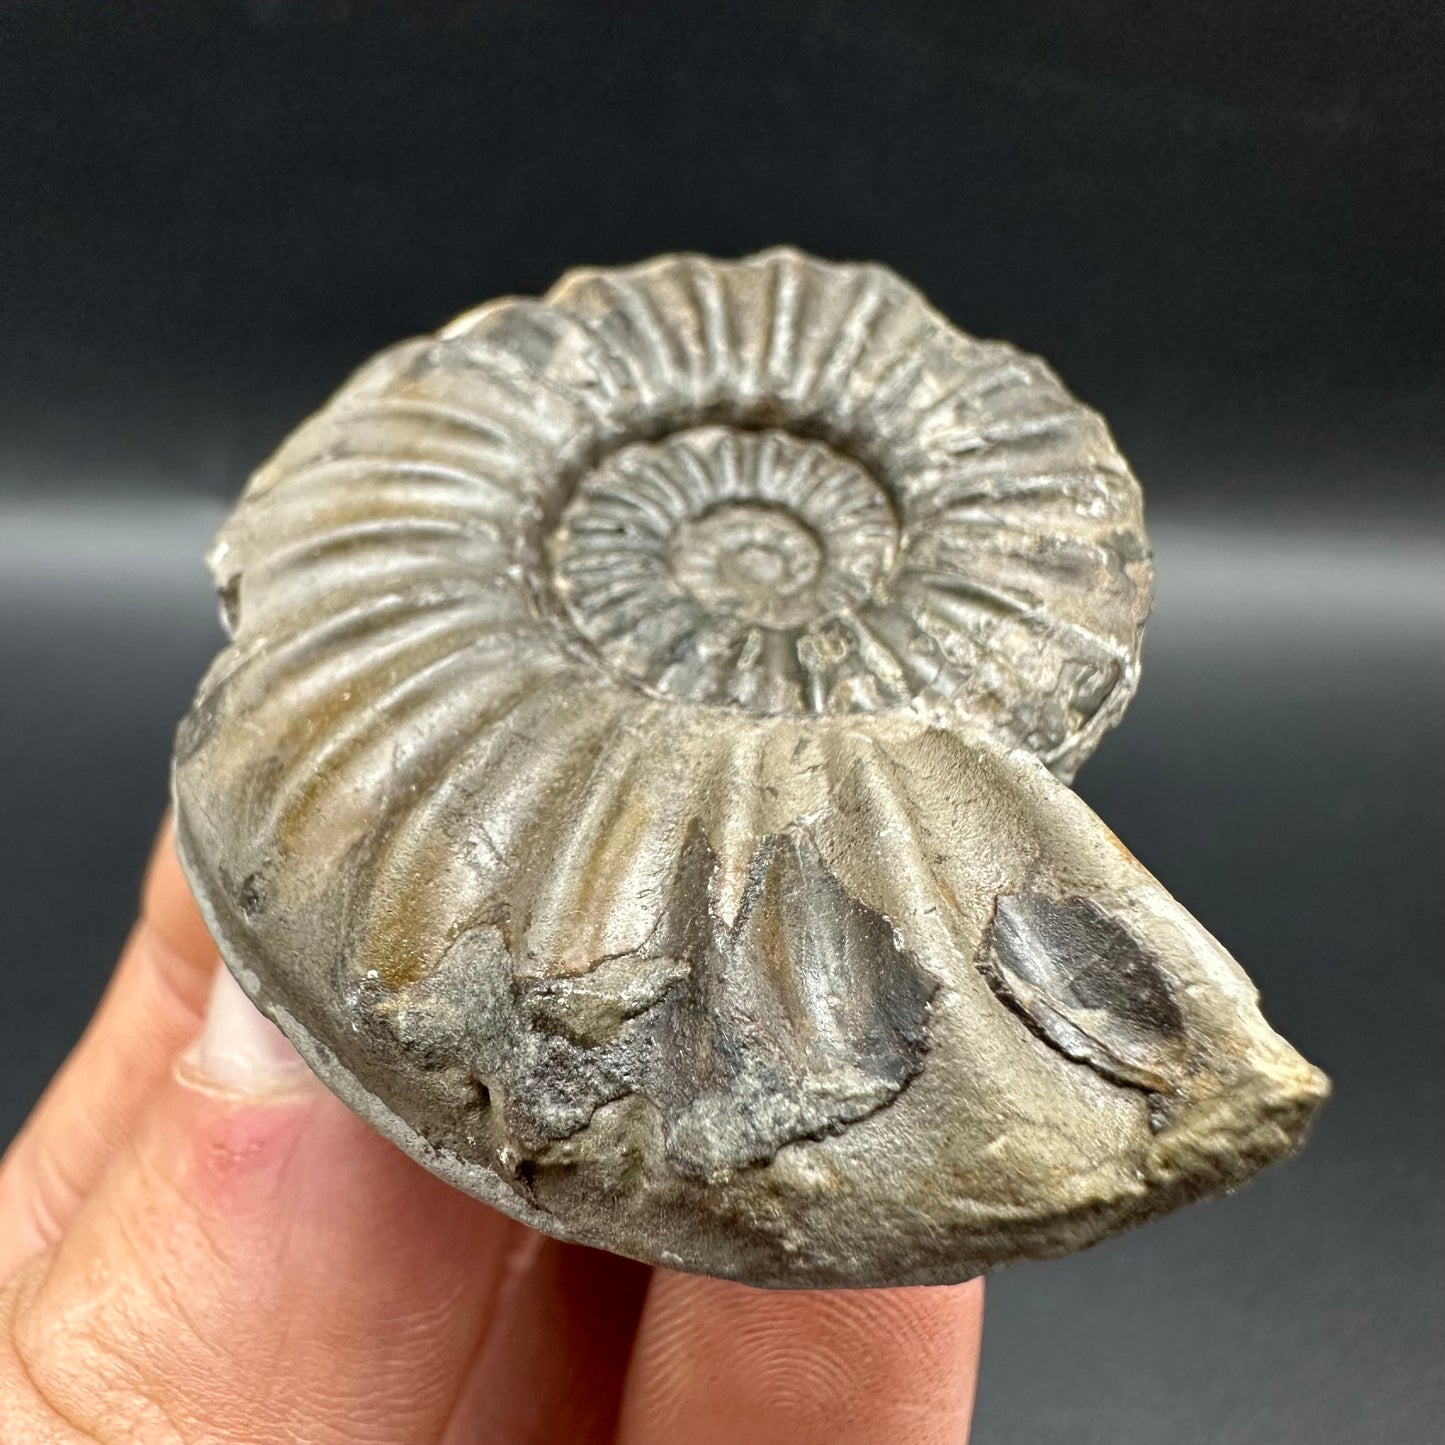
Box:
0;820;982;1443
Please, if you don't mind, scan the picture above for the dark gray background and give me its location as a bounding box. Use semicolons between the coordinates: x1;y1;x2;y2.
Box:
2;4;1441;1441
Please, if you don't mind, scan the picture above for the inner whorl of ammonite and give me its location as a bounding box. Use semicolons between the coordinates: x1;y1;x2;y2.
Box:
547;427;902;712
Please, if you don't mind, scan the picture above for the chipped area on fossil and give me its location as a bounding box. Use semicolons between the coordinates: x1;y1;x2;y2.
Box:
172;248;1329;1288
369;825;937;1184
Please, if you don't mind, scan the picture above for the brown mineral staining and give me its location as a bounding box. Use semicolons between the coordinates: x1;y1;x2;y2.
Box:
554;786;655;976
173;249;1327;1287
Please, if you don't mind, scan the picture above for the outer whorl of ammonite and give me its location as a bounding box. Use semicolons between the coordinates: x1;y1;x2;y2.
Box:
173;250;1327;1289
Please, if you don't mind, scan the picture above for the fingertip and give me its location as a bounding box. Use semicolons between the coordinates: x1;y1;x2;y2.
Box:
619;1272;984;1445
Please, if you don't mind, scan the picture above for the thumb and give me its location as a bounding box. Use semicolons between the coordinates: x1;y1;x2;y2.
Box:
0;965;524;1444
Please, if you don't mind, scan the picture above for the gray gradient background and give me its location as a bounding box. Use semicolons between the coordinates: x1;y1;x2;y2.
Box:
1;4;1441;1441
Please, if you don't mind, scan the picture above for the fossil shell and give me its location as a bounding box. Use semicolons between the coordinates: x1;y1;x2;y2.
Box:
173;249;1328;1287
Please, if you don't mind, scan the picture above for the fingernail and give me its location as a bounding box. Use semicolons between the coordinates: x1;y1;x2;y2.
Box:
187;965;313;1095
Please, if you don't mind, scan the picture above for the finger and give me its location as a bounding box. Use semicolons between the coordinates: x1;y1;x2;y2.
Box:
0;819;217;1275
441;1232;651;1444
0;966;536;1445
617;1271;984;1445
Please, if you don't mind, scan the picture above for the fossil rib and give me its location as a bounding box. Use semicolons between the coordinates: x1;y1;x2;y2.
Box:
172;248;1328;1288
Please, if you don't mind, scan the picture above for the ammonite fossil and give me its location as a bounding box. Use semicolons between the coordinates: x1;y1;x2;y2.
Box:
172;249;1329;1288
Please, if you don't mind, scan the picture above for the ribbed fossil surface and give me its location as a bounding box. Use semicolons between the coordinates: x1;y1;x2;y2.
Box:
173;249;1328;1287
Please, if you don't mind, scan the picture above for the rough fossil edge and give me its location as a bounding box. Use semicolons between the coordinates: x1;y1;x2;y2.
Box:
172;718;1330;1290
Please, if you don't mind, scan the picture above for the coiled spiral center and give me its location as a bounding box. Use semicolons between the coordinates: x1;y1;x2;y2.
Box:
547;426;900;712
671;503;824;628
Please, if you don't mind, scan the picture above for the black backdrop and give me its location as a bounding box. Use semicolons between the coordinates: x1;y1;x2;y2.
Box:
2;4;1441;1441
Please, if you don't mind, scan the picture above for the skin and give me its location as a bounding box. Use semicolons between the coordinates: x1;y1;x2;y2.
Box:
0;819;983;1444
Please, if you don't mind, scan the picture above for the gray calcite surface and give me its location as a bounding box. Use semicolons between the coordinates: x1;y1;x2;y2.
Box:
172;249;1328;1287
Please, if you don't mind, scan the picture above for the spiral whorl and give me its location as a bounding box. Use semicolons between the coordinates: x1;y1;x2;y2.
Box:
171;250;1324;1291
